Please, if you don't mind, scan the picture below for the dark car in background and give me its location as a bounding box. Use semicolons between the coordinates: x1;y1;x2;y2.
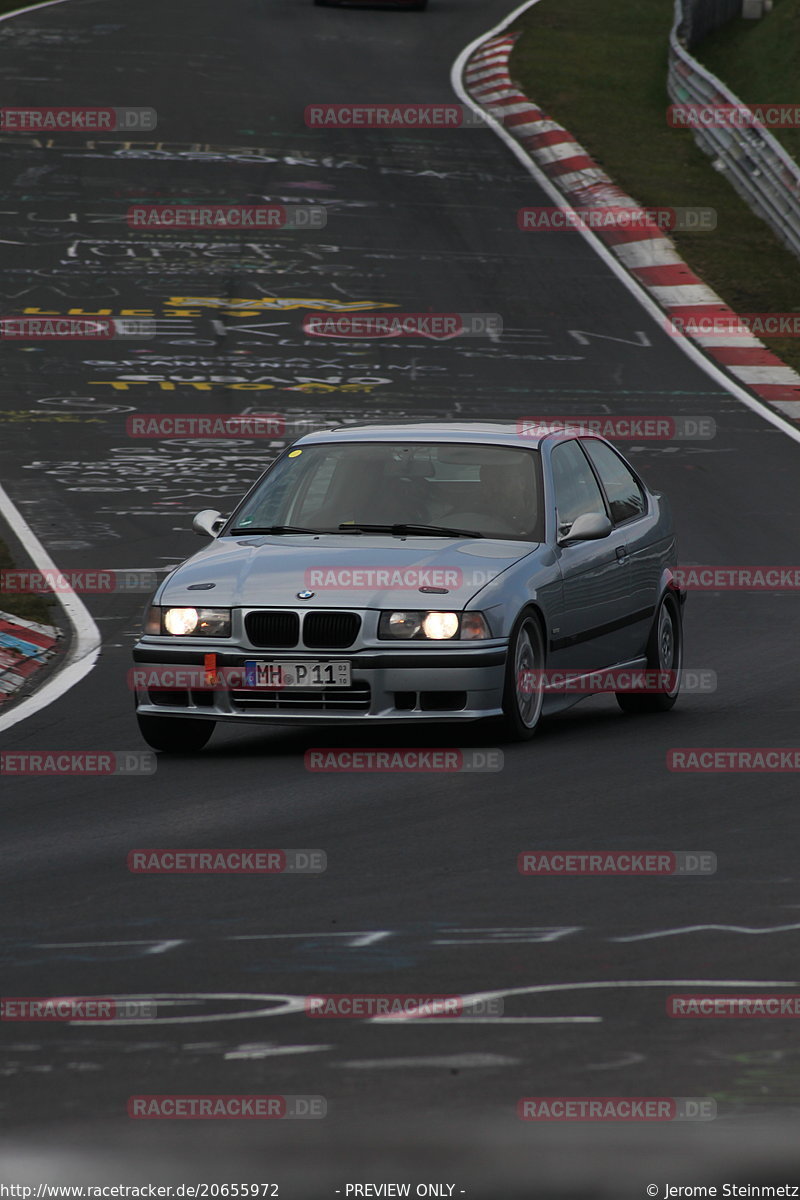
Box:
315;0;427;9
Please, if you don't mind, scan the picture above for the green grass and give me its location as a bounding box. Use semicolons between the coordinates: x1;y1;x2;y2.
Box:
698;0;800;164
508;0;800;372
0;539;55;625
0;0;49;13
0;0;40;13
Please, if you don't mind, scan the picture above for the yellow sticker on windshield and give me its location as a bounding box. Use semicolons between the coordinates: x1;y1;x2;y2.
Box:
288;449;302;458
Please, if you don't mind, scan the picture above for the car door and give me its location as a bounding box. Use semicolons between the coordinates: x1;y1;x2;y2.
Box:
579;436;658;661
547;438;638;671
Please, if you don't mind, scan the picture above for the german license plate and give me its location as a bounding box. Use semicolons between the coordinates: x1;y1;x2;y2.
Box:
243;660;351;689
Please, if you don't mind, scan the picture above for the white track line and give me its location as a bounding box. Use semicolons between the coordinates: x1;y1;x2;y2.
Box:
0;0;74;21
451;0;800;449
0;1;118;732
369;978;799;1022
0;482;101;734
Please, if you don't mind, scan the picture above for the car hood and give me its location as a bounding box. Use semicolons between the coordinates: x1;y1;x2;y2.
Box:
158;534;538;610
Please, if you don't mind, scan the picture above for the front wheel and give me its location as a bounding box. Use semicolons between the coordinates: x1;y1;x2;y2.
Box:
497;611;546;741
616;592;683;714
137;713;215;752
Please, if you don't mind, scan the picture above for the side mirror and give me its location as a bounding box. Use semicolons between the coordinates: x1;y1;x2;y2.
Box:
192;509;226;538
558;512;612;545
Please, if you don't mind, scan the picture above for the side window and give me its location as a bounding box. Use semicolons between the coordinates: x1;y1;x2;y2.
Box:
551;440;607;537
580;439;645;524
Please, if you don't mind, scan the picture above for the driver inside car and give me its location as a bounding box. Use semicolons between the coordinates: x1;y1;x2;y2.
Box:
442;460;536;537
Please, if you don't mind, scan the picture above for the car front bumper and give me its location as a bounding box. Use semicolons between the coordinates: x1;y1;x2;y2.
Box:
132;643;507;725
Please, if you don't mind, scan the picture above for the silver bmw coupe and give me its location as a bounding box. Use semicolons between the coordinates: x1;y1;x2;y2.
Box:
133;423;685;751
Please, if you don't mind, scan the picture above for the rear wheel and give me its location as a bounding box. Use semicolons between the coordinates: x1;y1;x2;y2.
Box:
136;713;215;752
497;610;546;741
616;592;682;714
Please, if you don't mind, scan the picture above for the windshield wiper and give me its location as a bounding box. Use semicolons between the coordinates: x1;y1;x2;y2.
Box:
229;525;325;535
338;522;484;538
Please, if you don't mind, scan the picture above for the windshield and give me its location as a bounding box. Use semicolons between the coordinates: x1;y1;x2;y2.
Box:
228;441;545;541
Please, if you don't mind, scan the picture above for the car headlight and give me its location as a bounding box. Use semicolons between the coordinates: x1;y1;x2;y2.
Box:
421;611;459;640
378;611;491;641
146;606;231;637
383;611;423;639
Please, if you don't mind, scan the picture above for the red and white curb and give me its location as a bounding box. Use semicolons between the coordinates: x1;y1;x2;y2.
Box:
463;32;800;425
0;611;60;706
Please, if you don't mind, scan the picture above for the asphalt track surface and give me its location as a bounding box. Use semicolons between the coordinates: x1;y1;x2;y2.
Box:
1;0;800;1194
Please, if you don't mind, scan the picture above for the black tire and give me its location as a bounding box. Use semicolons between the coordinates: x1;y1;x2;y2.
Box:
136;713;215;752
497;610;546;742
616;591;683;714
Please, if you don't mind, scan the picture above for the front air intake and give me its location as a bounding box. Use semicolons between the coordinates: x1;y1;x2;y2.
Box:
244;610;300;648
303;611;361;649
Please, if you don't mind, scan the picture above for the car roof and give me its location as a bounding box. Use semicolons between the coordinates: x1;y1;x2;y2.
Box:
293;422;586;450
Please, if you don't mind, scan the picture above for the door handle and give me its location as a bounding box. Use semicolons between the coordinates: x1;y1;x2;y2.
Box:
615;545;628;561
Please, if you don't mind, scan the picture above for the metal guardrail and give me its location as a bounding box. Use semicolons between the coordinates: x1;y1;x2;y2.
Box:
668;0;800;261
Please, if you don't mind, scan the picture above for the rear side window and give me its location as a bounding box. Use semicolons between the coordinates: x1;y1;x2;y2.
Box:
580;439;646;524
551;439;608;537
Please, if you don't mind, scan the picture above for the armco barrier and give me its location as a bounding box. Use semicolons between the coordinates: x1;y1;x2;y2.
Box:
668;0;800;261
